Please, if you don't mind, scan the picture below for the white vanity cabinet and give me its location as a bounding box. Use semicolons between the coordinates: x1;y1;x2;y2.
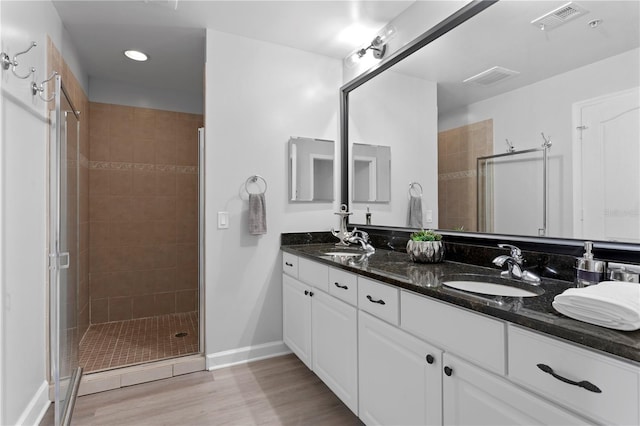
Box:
442;353;590;425
359;310;443;426
282;274;312;369
282;251;640;426
282;254;358;415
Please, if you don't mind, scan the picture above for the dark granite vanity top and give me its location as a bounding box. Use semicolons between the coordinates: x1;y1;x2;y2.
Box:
282;243;640;364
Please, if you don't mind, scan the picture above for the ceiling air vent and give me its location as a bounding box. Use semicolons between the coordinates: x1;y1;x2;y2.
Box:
463;66;520;86
531;2;589;31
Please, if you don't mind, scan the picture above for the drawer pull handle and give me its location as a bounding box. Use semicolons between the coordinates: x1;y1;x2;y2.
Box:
366;295;386;305
536;364;602;393
334;282;349;290
444;366;453;376
426;354;434;364
285;262;293;267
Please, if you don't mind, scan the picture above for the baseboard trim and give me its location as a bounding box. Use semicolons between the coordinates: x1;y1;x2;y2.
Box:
206;341;291;371
17;380;50;426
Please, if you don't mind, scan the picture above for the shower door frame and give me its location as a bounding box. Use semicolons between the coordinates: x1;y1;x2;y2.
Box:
49;76;83;426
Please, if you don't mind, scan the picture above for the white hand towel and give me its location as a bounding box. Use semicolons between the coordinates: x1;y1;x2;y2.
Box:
249;193;267;235
407;195;423;228
552;281;640;331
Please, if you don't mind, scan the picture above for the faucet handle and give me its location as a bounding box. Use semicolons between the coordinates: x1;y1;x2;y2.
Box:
498;244;522;261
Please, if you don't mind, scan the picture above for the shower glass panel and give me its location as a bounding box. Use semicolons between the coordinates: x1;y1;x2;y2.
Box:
477;148;547;237
49;76;82;425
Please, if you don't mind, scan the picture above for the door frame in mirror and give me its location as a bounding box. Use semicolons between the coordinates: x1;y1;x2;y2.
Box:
339;0;640;260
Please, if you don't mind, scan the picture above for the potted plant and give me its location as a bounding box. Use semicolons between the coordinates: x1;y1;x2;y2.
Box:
406;229;445;263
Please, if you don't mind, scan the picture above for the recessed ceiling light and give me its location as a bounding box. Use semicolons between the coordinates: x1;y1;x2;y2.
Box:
124;50;148;62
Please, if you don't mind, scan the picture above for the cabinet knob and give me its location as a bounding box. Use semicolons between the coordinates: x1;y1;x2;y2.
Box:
426;354;434;364
309;291;314;297
444;366;453;376
304;290;309;296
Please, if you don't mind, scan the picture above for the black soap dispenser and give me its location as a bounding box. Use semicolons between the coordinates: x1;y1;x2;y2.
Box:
576;241;606;286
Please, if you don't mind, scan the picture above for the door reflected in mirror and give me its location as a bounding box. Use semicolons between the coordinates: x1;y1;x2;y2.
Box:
288;137;334;202
352;143;391;203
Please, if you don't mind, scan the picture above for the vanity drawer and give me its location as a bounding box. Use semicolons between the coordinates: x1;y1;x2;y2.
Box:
401;291;506;375
299;257;329;292
358;277;399;325
508;325;640;426
329;268;358;306
282;252;298;278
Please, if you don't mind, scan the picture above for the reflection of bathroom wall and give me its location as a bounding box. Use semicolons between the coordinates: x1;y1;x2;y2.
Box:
438;119;493;232
349;70;437;225
88;103;202;323
48;37;91;340
439;48;639;238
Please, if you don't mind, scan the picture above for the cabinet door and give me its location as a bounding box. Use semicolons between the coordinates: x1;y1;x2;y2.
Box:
442;353;591;426
359;311;442;426
283;274;312;369
312;290;358;414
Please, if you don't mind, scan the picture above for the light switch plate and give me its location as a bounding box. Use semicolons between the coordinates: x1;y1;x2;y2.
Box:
218;211;229;229
426;210;433;223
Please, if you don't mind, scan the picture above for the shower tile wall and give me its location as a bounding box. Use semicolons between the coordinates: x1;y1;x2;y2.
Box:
438;119;493;232
48;37;91;339
89;103;202;323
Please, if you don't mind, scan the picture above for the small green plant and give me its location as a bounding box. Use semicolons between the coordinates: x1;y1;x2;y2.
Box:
409;229;442;242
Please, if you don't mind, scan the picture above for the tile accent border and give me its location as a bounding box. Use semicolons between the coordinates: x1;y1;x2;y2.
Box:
438;169;477;181
89;161;198;174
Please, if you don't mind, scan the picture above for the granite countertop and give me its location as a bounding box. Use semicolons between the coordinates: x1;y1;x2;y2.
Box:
282;243;640;364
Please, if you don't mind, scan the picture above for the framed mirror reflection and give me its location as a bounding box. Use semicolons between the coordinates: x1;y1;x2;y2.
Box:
342;0;640;243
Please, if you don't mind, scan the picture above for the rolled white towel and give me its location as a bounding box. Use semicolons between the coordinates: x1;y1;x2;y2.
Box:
552;281;640;331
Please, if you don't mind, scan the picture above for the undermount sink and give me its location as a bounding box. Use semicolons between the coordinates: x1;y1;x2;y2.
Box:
441;274;545;298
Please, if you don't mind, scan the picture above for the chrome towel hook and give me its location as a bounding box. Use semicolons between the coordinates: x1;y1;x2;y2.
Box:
1;41;37;79
32;71;58;102
245;175;267;195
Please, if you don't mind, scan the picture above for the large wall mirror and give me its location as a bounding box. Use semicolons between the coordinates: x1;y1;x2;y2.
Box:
343;0;640;246
289;136;335;202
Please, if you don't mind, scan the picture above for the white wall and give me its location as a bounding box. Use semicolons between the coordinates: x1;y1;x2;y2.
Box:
439;48;640;238
0;1;87;424
349;70;438;227
90;76;203;114
204;29;341;366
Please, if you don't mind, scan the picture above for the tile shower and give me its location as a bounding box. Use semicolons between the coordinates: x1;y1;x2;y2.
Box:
85;102;202;372
438;119;494;232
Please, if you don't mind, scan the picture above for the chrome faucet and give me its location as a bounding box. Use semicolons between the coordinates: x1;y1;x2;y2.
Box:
492;244;540;283
346;229;375;253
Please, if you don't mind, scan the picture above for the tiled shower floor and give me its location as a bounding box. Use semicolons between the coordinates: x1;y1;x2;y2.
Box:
80;311;199;373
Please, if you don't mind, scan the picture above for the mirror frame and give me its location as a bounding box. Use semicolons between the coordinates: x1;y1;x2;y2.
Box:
339;0;640;262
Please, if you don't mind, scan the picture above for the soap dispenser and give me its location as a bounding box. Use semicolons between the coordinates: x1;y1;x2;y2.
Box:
576;241;606;286
365;206;372;225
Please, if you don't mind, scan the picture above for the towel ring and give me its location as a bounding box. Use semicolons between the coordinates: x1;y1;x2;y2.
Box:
408;182;423;199
245;175;267;195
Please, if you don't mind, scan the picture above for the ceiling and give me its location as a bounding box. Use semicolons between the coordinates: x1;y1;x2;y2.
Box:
391;0;640;113
52;0;415;95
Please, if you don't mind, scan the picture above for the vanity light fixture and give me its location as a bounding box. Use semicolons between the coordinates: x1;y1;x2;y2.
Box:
123;49;149;62
344;25;397;67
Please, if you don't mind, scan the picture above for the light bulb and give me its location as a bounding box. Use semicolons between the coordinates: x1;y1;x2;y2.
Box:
377;25;397;44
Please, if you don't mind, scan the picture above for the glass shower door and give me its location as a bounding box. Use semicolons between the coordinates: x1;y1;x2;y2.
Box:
49;76;82;426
